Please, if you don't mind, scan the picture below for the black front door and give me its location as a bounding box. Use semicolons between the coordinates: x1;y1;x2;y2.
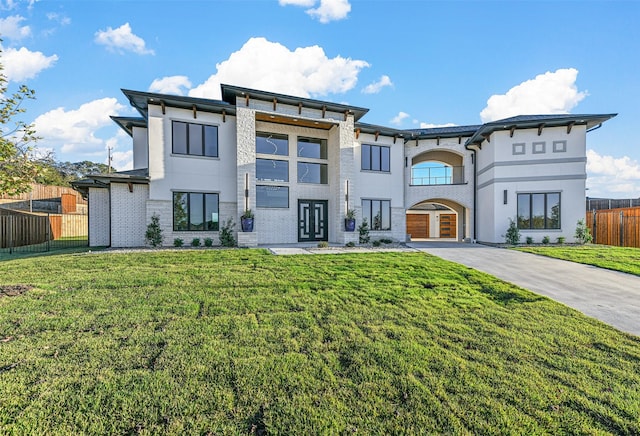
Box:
298;200;328;242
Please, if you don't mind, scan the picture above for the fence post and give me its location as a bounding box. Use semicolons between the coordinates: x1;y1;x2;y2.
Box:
620;211;624;247
8;216;13;254
46;213;51;252
592;210;597;244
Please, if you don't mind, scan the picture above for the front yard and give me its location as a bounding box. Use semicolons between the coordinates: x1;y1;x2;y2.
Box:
1;249;639;434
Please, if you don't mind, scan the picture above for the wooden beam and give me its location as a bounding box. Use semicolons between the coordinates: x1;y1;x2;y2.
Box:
537;123;545;136
273;98;277;111
160;101;165;115
222;109;226;123
374;131;379;141
355;128;360;139
436;137;440;146
245;94;250;107
127;182;133;193
298;102;302;115
510;126;516;137
393;135;398;144
482;133;491;143
567;121;575;134
344;110;349;121
322;105;326;118
458;136;462;144
192;105;197;119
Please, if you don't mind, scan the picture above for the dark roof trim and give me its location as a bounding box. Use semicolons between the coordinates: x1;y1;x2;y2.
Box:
466;113;617;147
121;89;235;119
111;116;147;137
404;125;481;140
221;84;369;122
355;122;408;139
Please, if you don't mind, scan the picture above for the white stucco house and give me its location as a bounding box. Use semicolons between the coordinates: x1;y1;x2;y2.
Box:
72;84;615;247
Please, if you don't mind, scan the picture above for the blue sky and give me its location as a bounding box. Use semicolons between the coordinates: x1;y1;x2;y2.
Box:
1;0;639;198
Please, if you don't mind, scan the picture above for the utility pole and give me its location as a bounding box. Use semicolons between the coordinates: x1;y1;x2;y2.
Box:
107;146;113;174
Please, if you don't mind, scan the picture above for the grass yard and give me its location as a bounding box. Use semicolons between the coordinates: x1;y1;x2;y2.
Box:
516;244;640;276
1;249;639;434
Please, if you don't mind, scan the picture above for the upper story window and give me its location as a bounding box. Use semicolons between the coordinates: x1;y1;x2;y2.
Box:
362;144;390;172
298;162;328;184
298;137;327;159
256;158;289;182
172;121;218;157
257;132;288;156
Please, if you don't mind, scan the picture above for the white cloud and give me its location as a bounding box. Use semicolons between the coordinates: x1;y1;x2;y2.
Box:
390;111;410;126
362;75;392;94
0;15;31;40
189;37;368;99
94;23;154;55
33;98;125;157
279;0;350;22
586;149;640;197
0;46;58;81
149;75;192;95
419;122;457;129
46;12;71;26
480;68;588;123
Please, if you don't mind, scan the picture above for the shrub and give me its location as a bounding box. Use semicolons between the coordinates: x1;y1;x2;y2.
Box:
191;238;201;247
345;241;355;247
557;236;566;244
526;236;533;245
173;238;184;247
204;237;213;247
358;218;370;244
144;214;163;248
317;241;329;248
219;218;236;247
372;240;382;247
504;218;521;245
380;238;393;244
542;236;550;244
575;219;593;244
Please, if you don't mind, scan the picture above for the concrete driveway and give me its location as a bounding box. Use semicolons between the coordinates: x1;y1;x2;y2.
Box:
408;242;640;337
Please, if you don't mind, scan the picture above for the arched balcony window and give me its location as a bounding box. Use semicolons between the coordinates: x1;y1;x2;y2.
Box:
411;161;464;185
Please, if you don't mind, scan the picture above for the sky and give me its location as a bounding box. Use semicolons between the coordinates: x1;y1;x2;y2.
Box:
1;0;639;199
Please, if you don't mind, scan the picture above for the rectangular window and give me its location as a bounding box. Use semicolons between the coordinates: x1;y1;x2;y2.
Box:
362;199;391;230
361;144;390;172
257;185;289;208
173;192;219;231
517;192;561;230
172;121;218;157
297;162;328;184
256;132;289;156
298;137;327;159
256;159;289;182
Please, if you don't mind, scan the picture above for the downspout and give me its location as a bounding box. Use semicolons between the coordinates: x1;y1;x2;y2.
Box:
464;142;477;242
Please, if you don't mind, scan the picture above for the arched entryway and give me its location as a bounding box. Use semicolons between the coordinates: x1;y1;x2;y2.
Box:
406;199;468;241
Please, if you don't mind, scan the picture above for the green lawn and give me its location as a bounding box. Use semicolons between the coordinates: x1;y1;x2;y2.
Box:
516;245;640;276
1;250;639;434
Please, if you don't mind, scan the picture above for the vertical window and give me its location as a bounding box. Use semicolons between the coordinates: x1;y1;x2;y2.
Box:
173;192;219;231
172;121;218;157
362;199;391;230
517;193;561;230
257;132;289;156
297;162;328;184
361;144;391;172
298;137;327;159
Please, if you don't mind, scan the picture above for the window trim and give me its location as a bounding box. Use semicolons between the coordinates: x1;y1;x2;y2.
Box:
517;192;561;230
173;191;220;232
171;120;219;158
361;144;391;172
362;198;392;231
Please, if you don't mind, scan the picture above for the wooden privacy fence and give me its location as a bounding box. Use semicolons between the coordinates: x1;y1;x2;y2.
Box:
0;183;86;205
586;207;640;248
0;209;54;249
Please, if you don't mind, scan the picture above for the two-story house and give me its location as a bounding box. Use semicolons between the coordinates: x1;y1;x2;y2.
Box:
72;84;615;247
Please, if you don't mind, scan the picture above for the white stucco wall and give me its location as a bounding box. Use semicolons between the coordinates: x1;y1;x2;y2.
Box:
88;187;110;247
110;183;148;247
132;126;148;170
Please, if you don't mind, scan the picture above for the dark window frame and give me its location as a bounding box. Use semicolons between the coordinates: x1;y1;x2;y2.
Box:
256;185;289;209
172;121;219;157
256;158;289;182
517;192;561;230
362;199;391;231
297;161;328;184
173;191;219;231
297;137;328;159
256;132;289;156
361;144;390;172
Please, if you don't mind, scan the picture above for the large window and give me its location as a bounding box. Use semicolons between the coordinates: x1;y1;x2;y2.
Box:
257;132;288;156
173;192;219;231
298;137;327;159
172;121;218;157
362;199;391;230
257;185;289;208
297;162;328;184
517;193;560;229
256;159;289;182
362;144;390;172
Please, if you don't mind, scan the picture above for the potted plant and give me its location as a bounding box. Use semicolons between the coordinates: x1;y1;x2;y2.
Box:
241;209;254;232
345;209;356;232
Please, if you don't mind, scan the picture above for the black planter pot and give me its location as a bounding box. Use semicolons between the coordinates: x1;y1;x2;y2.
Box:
241;218;254;232
345;218;356;232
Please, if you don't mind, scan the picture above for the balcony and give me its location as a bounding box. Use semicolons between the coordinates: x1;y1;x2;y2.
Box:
411;164;465;186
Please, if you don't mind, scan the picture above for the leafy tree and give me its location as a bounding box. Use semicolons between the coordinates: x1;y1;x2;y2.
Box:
36;158;111;186
0;46;42;195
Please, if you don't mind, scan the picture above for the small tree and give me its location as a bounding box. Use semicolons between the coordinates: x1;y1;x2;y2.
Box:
219;218;236;247
358;218;370;244
504;218;521;245
145;214;163;247
575;219;593;244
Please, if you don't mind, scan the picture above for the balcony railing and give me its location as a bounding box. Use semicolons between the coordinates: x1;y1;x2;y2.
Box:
411;165;464;186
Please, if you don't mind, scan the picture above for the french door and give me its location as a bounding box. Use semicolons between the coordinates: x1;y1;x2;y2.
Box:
298;200;328;242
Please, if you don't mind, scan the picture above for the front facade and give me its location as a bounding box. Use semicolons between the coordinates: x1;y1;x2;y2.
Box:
74;84;615;247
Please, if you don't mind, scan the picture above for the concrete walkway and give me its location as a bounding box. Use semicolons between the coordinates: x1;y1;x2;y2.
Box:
408;242;640;336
